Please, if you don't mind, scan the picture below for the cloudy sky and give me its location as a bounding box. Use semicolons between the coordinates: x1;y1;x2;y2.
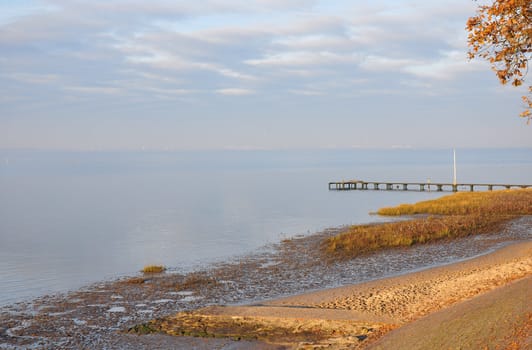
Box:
0;0;530;150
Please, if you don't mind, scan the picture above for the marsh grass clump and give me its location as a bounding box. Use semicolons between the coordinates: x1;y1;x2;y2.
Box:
142;265;166;274
325;189;532;259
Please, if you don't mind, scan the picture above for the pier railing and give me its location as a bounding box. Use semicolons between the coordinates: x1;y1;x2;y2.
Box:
328;180;531;192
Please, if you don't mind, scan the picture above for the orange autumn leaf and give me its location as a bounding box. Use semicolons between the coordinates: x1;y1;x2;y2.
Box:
466;0;531;122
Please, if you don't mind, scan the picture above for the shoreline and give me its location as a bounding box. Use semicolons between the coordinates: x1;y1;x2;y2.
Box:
144;240;532;349
1;217;531;349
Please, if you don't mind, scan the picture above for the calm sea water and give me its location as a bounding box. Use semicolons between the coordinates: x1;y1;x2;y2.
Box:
0;148;531;306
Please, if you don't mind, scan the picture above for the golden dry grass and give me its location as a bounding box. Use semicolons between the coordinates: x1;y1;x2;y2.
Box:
377;189;532;216
142;265;166;274
325;189;532;259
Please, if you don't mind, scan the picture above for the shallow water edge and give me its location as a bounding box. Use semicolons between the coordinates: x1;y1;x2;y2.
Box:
0;216;531;349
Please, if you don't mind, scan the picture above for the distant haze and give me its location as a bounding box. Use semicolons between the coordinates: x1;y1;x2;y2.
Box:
0;0;530;151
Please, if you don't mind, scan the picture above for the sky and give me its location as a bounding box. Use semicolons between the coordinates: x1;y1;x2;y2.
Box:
0;0;530;151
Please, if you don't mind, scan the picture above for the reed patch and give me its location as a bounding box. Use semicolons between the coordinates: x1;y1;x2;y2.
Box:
325;189;532;259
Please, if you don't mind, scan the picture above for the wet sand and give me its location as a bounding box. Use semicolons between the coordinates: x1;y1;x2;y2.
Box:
147;240;532;349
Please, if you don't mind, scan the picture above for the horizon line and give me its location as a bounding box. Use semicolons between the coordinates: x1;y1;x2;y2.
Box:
0;146;531;153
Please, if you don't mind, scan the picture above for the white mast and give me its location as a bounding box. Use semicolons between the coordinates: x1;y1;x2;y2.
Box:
453;148;457;186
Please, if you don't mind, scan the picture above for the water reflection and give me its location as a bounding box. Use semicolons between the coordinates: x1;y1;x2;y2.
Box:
0;149;530;305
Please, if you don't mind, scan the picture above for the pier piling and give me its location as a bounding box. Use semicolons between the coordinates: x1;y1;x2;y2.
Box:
328;180;531;193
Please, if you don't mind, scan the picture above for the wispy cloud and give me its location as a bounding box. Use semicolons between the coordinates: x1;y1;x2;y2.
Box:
359;55;420;71
0;0;479;98
1;0;525;150
245;51;359;67
4;73;61;84
403;50;485;80
63;85;123;95
288;89;324;96
215;88;255;96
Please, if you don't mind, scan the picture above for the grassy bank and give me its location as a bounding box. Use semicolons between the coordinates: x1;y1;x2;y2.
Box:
325;189;532;259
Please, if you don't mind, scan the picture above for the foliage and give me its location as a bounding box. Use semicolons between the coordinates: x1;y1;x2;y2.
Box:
325;189;532;259
466;0;532;121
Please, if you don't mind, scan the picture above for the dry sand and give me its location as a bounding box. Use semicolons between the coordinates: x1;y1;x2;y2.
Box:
148;241;532;349
368;276;531;350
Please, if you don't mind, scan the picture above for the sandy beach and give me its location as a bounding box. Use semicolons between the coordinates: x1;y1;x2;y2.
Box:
146;240;532;349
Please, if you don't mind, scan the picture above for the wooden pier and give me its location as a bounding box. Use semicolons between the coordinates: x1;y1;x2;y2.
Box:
328;180;531;192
